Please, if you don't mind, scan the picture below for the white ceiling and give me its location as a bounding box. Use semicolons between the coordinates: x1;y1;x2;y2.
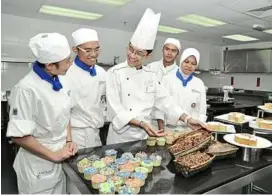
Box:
1;0;272;46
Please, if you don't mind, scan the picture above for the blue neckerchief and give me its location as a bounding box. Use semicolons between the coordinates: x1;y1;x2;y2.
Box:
33;61;63;91
74;56;96;76
176;70;193;87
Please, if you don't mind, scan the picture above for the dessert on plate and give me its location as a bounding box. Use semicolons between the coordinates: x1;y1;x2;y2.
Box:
234;133;257;146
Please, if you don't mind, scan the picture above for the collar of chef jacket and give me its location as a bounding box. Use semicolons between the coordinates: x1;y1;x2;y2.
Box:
176;69;193;87
33;61;63;91
74;55;97;76
159;59;177;74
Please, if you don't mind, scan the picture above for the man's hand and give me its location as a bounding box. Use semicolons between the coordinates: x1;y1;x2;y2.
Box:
51;146;73;163
141;122;166;137
66;142;78;156
187;118;207;130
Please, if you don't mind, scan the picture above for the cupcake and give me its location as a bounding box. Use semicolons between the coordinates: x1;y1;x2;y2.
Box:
116;157;128;167
118;185;136;195
146;137;156;146
173;132;182;139
121;152;134;160
156;137;166;146
83;167;97;180
129;157;142;168
116;170;131;182
119;162;135;173
107;162;118;172
165;130;174;136
99;181;115;195
149;153;162;167
131;172;146;186
105;149;118;160
135;152;148;160
141;160;153;173
91;174;107;189
165;135;175;145
92;160;106;172
125;179;142;194
77;158;91;173
87;154;100;163
134;167;149;178
109;176;123;192
100;167;115;179
103;156;114;165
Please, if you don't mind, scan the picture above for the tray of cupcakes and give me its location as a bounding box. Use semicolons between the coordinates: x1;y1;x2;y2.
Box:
146;130;185;146
76;149;163;194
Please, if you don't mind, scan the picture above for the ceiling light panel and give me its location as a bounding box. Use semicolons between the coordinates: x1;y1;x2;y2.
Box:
85;0;131;6
177;14;227;27
39;5;103;20
158;25;187;34
223;34;259;41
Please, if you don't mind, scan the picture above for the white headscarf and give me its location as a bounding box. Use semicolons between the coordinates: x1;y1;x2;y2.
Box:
29;33;70;64
180;48;200;67
72;28;99;46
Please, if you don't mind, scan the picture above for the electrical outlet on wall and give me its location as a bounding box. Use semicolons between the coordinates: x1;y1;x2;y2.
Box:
256;77;260;87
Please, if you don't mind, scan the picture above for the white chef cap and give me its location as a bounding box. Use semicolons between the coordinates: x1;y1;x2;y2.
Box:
164;38;181;52
130;8;161;50
72;28;99;46
29;33;71;64
180;48;200;66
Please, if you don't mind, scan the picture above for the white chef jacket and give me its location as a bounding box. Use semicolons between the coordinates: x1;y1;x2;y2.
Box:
64;62;106;148
6;70;71;194
146;59;178;82
155;72;207;130
106;61;184;145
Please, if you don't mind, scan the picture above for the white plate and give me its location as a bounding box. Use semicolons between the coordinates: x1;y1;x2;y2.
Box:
215;114;256;125
258;106;272;113
206;122;236;134
249;121;272;134
223;133;272;149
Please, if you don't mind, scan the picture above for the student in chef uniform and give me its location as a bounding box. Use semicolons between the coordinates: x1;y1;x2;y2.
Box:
146;38;181;82
106;8;206;145
146;38;181;130
6;33;77;194
156;48;207;131
65;28;106;149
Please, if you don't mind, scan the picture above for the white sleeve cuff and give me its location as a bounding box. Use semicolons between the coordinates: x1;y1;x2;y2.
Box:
112;111;137;131
6;119;36;137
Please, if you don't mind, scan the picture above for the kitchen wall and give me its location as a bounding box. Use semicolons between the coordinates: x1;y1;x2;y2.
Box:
198;42;272;92
1;14;272;92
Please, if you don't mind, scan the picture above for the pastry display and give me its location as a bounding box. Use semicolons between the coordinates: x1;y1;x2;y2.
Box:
176;151;213;170
84;167;97;180
169;130;211;156
264;103;272;110
207;122;228;132
234;133;257;146
77;158;91;173
206;141;238;158
228;112;245;123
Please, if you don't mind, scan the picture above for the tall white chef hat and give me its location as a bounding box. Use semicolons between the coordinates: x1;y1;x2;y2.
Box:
72;28;99;46
29;33;71;64
180;48;200;66
164;38;181;52
130;8;161;50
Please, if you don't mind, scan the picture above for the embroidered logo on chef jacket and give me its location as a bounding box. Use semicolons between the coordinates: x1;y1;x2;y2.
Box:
12;108;18;116
145;80;155;93
36;169;53;180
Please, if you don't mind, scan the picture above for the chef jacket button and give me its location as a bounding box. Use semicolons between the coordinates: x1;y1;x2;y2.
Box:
127;78;129;80
130;108;132;111
128;94;130;96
